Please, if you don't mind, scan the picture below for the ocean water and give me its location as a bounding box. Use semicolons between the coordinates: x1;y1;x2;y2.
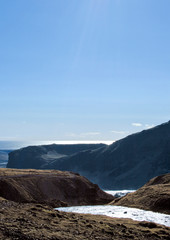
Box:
0;140;113;150
0;159;8;168
0;150;11;168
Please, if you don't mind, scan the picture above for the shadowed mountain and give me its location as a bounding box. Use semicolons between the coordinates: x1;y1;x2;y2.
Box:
7;121;170;189
7;144;105;169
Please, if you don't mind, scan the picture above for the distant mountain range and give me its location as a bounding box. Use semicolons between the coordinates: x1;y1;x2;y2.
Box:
7;144;105;169
7;121;170;189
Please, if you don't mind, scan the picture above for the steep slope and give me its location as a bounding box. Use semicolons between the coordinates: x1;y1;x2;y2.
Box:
7;121;170;189
110;173;170;214
42;121;170;188
7;144;105;169
0;168;114;207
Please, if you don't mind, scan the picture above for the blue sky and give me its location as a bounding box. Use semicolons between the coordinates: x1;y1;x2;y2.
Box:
0;0;170;142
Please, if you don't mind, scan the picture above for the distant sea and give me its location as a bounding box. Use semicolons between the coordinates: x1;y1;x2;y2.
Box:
0;140;113;150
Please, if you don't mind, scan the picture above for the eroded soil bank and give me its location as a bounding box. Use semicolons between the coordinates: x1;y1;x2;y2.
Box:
110;173;170;214
0;168;114;207
0;200;169;240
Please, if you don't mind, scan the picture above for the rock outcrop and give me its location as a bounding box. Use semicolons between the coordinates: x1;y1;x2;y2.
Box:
7;121;170;189
0;169;114;207
110;173;170;214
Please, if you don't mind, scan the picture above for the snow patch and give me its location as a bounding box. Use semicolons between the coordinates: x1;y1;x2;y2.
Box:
105;190;135;198
56;205;170;227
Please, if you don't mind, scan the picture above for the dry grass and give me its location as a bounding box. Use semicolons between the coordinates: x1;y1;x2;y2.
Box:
0;200;169;240
110;173;170;214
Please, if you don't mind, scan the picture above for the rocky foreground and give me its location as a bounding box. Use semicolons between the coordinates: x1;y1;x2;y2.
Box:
0;200;169;240
110;173;170;214
0;168;114;207
0;169;169;239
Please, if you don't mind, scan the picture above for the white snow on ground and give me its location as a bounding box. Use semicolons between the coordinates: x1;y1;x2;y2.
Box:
105;190;135;197
56;205;170;227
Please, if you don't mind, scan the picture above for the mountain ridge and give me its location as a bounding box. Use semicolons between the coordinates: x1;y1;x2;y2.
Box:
7;121;170;189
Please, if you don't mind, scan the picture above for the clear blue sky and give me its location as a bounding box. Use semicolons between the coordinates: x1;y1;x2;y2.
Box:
0;0;170;142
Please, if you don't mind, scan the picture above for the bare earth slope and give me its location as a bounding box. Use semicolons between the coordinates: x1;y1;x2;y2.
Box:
110;173;170;214
0;201;169;240
0;169;169;239
0;168;114;207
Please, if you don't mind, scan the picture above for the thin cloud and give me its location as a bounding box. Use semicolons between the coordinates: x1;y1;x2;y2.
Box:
132;123;143;127
145;124;155;129
111;130;129;134
0;136;19;141
81;132;101;136
131;123;155;129
65;133;77;137
66;132;101;138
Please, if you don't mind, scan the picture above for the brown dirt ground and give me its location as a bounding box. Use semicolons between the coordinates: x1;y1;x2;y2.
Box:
0;168;114;207
110;173;170;214
0;199;169;240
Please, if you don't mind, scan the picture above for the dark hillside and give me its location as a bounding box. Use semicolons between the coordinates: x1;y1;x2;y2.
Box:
7;121;170;189
7;144;105;169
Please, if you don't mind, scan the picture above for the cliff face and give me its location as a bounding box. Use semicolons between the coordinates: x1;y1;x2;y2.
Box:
7;121;170;189
0;169;114;207
110;173;170;214
7;144;105;169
